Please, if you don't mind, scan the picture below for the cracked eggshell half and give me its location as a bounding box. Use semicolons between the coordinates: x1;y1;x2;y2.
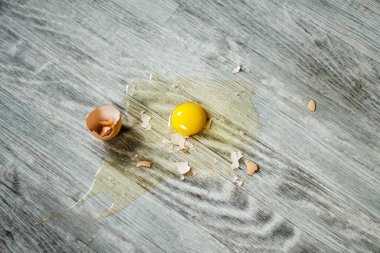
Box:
86;105;122;140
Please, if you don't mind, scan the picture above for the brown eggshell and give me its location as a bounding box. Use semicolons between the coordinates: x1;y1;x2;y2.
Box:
86;105;122;140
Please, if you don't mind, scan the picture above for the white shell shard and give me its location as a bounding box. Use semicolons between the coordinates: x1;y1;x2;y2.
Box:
230;151;243;169
170;133;188;149
175;162;191;175
140;112;152;130
232;65;241;74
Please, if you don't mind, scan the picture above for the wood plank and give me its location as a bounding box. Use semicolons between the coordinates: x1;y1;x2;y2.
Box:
1;0;379;252
0;50;230;253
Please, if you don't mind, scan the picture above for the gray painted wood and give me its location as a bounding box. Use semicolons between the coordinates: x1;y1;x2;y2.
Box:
1;0;380;252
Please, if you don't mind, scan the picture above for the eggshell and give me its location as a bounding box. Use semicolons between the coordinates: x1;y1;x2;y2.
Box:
308;99;316;112
86;105;122;140
232;65;241;74
136;160;153;168
170;133;188;149
244;159;258;176
175;161;191;175
204;118;212;130
230;151;243;169
140;111;152;130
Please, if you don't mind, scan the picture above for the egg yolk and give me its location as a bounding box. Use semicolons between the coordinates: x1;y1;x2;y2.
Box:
171;102;207;136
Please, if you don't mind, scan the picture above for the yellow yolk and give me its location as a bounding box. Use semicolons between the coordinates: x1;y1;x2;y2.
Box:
171;102;207;136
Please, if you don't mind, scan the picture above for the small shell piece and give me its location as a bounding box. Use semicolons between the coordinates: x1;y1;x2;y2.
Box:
245;159;258;176
175;162;191;175
86;105;122;140
140;111;152;130
170;133;188;150
308;99;316;112
136;160;153;168
232;65;241;74
230;151;243;169
204;118;212;130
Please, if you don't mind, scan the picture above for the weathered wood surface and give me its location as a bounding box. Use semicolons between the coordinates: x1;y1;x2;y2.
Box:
1;0;380;252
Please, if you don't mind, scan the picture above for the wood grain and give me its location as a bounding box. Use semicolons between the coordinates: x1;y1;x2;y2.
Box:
1;0;379;252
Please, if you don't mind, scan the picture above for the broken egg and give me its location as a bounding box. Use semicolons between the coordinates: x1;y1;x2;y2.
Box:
170;102;207;136
86;105;122;140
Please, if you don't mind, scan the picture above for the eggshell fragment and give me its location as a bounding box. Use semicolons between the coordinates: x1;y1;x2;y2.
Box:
100;126;113;137
308;99;316;112
140;111;152;130
170;133;188;150
204;118;212;130
232;65;241;74
163;138;176;151
183;140;194;153
245;159;258;176
230;151;243;169
202;190;209;196
136;160;153;168
175;162;191;175
86;105;122;141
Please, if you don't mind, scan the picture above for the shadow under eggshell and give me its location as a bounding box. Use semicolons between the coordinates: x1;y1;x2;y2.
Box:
86;105;122;140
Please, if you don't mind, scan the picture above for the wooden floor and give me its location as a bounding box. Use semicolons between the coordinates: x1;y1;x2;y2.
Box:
1;0;380;252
